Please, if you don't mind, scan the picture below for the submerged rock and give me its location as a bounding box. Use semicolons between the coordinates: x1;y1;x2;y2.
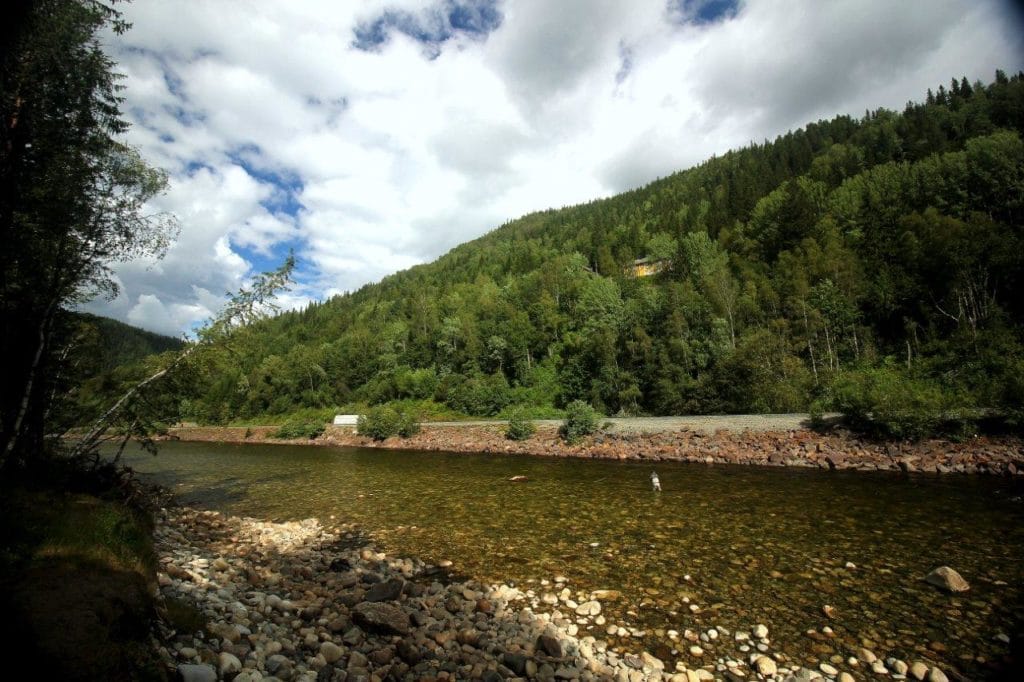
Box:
925;566;970;593
755;655;777;676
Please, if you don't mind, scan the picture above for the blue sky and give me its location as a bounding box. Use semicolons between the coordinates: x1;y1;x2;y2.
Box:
86;0;1024;336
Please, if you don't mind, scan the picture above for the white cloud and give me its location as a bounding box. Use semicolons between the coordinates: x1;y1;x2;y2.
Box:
87;0;1024;335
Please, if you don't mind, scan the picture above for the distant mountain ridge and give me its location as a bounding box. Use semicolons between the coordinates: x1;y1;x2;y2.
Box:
76;312;184;372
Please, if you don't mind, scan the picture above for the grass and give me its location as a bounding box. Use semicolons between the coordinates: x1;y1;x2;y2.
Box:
0;487;155;578
0;483;164;681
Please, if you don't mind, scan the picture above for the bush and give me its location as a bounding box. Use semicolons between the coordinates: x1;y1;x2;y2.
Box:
829;367;958;440
559;400;600;444
357;406;420;440
505;408;536;441
396;410;421;438
357;406;400;441
271;419;325;440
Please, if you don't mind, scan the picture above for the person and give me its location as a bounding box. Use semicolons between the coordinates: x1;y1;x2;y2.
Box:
650;471;662;491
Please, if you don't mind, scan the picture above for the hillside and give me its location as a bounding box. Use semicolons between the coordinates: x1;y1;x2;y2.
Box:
76;313;184;372
177;72;1024;435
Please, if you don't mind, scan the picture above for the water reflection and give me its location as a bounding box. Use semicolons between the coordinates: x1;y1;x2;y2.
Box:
121;441;1024;678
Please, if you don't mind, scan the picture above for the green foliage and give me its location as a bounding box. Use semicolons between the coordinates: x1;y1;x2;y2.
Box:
271;419;325;440
357;406;401;441
356;405;421;440
396;410;421;438
444;372;512;416
828;367;963;440
505;408;537;441
560;400;601;444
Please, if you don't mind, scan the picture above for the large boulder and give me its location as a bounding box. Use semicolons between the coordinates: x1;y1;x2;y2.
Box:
352;601;410;635
925;566;970;593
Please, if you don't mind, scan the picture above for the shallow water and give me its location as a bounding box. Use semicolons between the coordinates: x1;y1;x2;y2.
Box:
122;441;1024;678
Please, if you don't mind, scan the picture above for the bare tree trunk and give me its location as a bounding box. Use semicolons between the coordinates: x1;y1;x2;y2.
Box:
802;302;819;384
1;299;56;470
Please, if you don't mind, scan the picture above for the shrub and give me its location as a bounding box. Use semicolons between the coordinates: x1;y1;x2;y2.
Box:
829;367;955;440
396;410;421;438
271;419;325;440
559;400;600;444
357;406;401;441
505;408;536;441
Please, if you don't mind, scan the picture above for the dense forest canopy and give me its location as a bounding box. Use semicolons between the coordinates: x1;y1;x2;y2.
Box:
88;72;1024;435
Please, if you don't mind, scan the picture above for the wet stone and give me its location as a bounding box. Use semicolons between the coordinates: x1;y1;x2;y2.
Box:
352;601;410;635
364;577;405;602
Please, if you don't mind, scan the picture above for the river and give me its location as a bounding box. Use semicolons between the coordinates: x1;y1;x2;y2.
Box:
123;441;1024;678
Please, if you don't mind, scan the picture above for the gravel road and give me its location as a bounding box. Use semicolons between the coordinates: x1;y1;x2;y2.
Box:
425;413;837;435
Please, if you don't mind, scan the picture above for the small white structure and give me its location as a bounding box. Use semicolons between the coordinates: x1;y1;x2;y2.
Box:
333;414;359;426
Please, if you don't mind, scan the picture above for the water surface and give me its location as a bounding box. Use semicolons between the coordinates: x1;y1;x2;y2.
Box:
122;441;1024;677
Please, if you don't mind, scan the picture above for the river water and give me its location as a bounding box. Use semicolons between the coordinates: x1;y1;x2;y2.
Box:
122;441;1024;678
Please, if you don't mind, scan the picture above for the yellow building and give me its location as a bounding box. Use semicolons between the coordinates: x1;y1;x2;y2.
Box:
626;256;668;277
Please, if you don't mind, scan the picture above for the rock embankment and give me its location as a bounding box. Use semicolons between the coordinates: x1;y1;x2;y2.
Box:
153;507;957;682
165;423;1024;476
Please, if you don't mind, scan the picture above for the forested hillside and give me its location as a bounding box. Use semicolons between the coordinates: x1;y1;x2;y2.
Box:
171;73;1024;433
76;313;184;372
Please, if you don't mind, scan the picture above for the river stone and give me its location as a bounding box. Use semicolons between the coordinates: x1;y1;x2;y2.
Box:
397;639;421;665
457;628;480;647
927;668;949;682
755;655;777;676
176;664;217;682
537;633;563;657
641;652;665;671
856;647;877;663
320;641;343;664
838;674;855;682
555;665;580;679
352;601;410;635
266;653;292;676
909;661;929;680
364;577;405;602
502;652;528;675
820;662;838;676
591;589;622;600
233;672;262;682
575;600;601;616
925;566;970;592
217;651;241;677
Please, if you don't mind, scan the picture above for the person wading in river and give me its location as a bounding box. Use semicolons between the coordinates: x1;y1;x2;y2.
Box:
650;471;662;492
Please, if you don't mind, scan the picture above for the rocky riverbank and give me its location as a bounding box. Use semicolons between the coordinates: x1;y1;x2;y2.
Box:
154;506;966;682
164;423;1024;477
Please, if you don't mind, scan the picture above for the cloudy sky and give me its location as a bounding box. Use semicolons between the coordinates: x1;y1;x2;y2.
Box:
84;0;1024;336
